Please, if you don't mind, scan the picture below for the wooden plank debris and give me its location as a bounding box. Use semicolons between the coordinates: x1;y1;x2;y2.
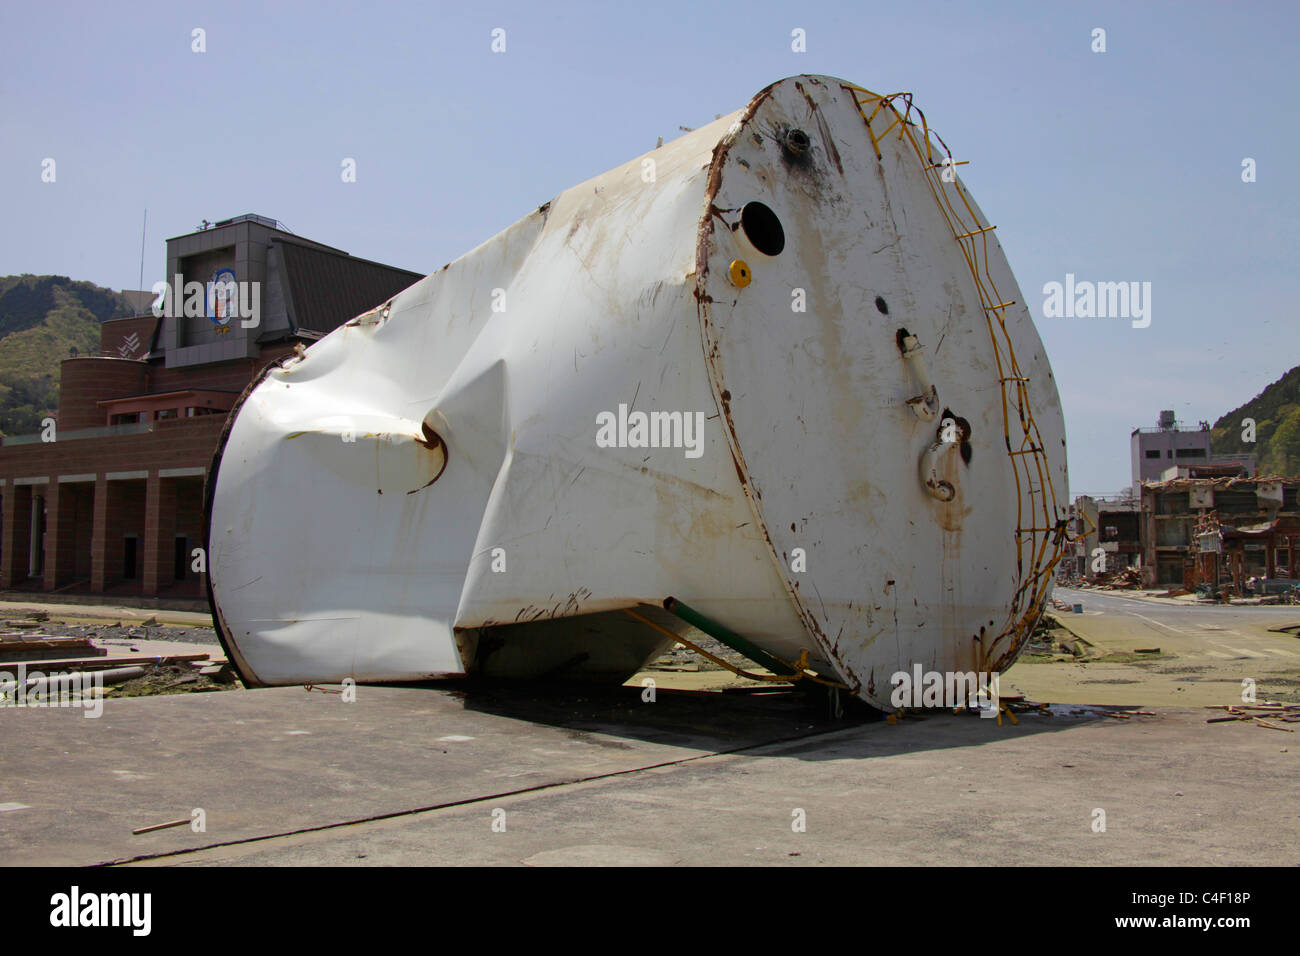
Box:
131;818;191;835
1204;701;1300;729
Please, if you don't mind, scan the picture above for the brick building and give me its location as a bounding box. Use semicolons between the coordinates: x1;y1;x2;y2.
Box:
0;215;422;600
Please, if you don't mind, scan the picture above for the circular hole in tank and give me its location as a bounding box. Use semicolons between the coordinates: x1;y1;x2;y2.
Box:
783;128;811;155
740;201;785;256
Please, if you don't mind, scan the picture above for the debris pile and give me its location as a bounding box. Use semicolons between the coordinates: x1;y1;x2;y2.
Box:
0;608;235;699
1205;702;1299;732
1091;566;1142;590
646;635;759;675
104;662;235;697
1025;612;1090;659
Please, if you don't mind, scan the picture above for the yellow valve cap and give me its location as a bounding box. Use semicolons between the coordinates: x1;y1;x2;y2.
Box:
729;259;751;287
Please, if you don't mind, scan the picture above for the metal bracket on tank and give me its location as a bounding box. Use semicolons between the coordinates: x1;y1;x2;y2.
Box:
920;439;958;501
898;332;940;421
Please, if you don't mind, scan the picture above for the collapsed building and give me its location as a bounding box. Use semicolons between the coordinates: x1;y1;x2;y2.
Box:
1070;411;1263;588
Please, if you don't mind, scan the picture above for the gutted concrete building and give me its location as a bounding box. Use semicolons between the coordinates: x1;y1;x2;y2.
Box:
1071;494;1141;577
1072;411;1260;583
1141;473;1300;589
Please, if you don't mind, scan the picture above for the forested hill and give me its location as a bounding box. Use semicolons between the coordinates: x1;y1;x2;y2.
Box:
0;275;135;436
1211;365;1300;475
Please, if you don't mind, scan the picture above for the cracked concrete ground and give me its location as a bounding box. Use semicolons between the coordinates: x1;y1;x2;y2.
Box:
1;679;1293;867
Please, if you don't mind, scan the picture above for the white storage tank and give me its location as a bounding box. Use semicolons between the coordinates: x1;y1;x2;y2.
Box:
204;75;1070;711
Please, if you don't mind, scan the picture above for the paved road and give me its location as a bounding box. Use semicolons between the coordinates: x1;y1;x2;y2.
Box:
1001;587;1300;707
1054;587;1300;664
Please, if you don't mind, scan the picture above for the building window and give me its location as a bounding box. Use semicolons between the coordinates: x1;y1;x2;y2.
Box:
1145;450;1161;459
1176;448;1207;458
110;412;142;426
174;536;189;581
157;408;178;420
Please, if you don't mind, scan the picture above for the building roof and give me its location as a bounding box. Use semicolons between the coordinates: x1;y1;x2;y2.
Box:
118;290;158;314
1143;474;1296;491
276;239;424;336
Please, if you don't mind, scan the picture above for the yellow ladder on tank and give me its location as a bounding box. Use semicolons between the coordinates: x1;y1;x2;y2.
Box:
843;86;1075;673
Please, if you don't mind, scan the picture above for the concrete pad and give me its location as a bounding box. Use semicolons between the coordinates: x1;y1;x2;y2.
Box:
155;708;1298;867
0;682;831;866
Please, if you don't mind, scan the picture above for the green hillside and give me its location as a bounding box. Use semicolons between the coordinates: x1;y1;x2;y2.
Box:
1211;365;1300;476
0;275;134;436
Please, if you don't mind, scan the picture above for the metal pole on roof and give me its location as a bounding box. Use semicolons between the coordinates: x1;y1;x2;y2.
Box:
137;208;147;297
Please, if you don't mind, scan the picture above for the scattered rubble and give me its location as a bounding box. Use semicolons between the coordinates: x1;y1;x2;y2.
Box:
1204;702;1299;731
1020;614;1092;661
0;608;233;699
0;616;219;647
1091;566;1143;590
104;662;237;698
645;634;757;675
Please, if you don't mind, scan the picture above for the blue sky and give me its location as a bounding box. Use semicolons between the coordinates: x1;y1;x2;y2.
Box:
1;0;1296;494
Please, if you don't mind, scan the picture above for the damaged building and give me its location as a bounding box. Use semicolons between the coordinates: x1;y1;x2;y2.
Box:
1142;473;1300;590
1070;493;1141;578
1130;409;1255;490
1071;411;1260;584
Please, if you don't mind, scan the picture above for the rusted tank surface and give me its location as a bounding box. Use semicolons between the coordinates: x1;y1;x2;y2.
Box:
204;75;1070;710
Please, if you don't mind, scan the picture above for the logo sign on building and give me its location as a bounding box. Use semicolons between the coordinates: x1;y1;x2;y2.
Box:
207;268;237;335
